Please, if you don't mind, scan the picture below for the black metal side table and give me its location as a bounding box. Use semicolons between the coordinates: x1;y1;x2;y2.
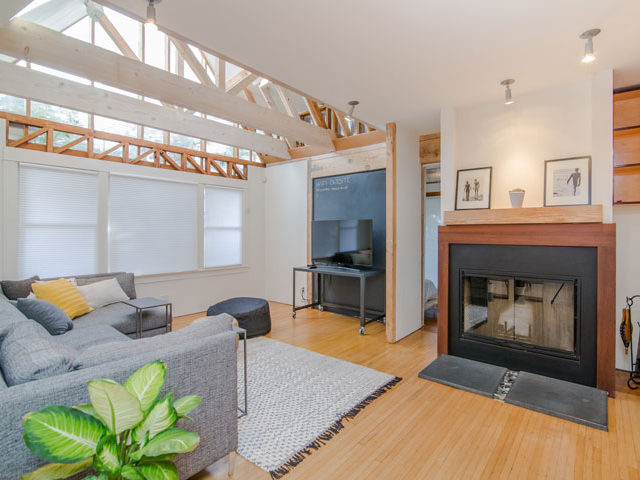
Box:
122;297;172;339
234;326;248;418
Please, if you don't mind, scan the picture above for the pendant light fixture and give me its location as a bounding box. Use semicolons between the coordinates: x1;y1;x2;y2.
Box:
580;28;600;64
500;79;515;105
146;0;161;30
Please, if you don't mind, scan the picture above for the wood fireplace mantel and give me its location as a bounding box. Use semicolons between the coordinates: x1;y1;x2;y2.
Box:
437;223;616;396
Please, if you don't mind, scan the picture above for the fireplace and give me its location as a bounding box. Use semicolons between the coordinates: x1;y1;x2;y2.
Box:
437;222;616;395
449;244;597;386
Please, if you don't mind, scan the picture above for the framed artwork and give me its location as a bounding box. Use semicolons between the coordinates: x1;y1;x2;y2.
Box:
544;156;591;206
455;167;492;210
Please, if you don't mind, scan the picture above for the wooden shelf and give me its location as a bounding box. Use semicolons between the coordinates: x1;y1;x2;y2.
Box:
443;205;603;225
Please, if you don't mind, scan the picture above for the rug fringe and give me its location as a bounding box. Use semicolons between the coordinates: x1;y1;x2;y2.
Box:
268;376;402;479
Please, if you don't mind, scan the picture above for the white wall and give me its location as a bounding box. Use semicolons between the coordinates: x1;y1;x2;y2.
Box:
614;205;640;370
0;133;266;316
394;124;424;340
448;74;612;219
263;160;308;305
440;72;633;367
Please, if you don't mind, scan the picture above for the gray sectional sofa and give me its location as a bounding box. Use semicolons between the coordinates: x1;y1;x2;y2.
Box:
0;272;238;479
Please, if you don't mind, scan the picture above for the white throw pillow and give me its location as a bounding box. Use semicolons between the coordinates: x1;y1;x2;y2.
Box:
76;278;130;309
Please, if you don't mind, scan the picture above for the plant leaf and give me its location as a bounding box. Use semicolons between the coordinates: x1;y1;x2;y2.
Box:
173;395;202;417
136;461;178;480
73;405;105;425
23;406;106;464
140;428;199;458
121;465;145;480
20;458;92;480
92;434;120;475
133;394;178;443
124;361;167;413
88;380;143;434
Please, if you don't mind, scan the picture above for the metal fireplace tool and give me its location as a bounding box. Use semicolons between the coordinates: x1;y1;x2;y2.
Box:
621;295;640;389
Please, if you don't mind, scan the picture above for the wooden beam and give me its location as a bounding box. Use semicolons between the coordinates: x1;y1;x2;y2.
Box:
169;36;215;88
214;56;225;90
285;130;387;160
226;71;257;96
273;84;298;117
305;98;327;129
0;62;291;158
96;14;137;59
0;19;334;150
258;83;279;111
385;122;397;343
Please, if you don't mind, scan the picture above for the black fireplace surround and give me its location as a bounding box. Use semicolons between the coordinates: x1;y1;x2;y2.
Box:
449;244;597;387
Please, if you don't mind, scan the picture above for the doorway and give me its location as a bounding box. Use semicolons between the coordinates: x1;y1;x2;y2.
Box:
422;164;441;325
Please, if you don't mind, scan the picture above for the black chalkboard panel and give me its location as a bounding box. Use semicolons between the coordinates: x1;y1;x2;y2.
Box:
312;169;386;312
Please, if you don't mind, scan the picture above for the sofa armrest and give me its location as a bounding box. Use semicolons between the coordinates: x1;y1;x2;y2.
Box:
0;330;238;479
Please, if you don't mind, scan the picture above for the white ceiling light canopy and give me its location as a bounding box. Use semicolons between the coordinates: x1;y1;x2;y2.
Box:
580;28;601;64
345;100;359;121
500;79;515;105
145;0;161;30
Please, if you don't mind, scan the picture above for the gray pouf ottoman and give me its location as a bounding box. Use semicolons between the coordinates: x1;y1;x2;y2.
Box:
207;297;271;338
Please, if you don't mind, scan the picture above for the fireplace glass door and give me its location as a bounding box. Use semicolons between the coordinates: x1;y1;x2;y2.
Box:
462;274;577;354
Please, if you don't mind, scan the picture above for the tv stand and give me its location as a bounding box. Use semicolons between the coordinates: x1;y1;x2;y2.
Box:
292;265;385;334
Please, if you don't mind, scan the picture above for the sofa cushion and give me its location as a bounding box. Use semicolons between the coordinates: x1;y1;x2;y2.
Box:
16;298;73;335
52;324;131;352
1;276;40;300
31;279;93;320
74;272;136;300
0;320;76;386
77;278;130;309
0;297;29;342
73;302;168;335
74;314;234;369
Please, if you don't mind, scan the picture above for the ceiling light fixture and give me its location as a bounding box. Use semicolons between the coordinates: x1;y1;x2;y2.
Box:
145;0;161;30
580;28;600;64
500;79;515;105
345;100;359;121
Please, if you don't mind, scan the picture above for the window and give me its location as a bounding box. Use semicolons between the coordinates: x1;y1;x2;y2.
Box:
19;165;98;278
204;186;243;267
109;175;198;275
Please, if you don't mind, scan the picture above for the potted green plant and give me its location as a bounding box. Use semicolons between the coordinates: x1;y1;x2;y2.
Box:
20;361;202;480
509;188;525;208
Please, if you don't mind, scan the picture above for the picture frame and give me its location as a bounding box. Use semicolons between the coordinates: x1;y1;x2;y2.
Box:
544;156;591;207
455;167;492;210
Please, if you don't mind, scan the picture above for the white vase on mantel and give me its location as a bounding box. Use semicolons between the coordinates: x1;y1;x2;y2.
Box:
509;190;525;208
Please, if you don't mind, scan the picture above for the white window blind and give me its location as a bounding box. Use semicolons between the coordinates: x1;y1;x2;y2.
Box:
109;175;198;275
204;186;243;268
19;165;98;278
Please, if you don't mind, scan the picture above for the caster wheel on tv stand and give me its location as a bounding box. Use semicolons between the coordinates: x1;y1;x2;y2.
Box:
292;312;296;318
359;326;365;335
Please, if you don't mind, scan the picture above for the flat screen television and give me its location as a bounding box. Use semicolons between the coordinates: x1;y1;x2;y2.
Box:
311;219;373;267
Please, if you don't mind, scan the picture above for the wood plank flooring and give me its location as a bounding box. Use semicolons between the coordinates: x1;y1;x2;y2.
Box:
174;303;640;480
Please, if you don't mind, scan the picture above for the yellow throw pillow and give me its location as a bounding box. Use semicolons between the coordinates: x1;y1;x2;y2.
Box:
31;278;93;319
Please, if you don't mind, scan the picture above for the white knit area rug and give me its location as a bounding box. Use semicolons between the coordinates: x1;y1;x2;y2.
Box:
237;337;401;479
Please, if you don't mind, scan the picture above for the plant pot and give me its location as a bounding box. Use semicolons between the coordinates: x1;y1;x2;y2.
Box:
509;191;525;208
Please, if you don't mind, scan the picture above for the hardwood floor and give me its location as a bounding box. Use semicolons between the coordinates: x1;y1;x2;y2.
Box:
176;303;640;480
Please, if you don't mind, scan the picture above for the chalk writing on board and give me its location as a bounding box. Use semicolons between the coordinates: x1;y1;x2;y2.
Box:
315;176;352;193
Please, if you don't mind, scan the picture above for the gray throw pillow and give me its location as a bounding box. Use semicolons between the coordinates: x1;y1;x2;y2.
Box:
16;298;73;335
0;320;77;386
1;276;40;300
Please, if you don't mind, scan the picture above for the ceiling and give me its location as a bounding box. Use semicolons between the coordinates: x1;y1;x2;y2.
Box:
26;1;640;132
